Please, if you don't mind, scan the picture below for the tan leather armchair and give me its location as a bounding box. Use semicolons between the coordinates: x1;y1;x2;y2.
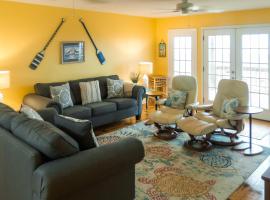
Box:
192;79;249;145
148;75;198;137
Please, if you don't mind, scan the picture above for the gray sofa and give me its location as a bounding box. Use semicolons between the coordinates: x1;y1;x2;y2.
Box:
0;103;145;200
23;75;145;127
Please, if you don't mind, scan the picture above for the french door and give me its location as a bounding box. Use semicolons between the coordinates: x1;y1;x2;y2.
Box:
203;29;235;102
203;26;270;120
168;29;197;87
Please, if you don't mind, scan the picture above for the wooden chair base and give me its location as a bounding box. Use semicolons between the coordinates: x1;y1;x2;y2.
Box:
210;133;242;146
184;139;212;151
153;123;178;140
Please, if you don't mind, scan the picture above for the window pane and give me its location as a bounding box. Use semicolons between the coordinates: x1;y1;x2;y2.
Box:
242;49;251;63
223;36;230;49
251;34;259;48
174;37;180;48
260;49;268;63
209;88;216;101
242;35;250;48
259;34;268;49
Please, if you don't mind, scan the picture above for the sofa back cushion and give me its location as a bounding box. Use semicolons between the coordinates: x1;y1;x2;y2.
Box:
69;75;119;105
34;81;76;103
11;114;79;160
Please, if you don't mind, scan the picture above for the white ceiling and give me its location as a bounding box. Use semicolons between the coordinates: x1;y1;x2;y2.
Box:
9;0;270;18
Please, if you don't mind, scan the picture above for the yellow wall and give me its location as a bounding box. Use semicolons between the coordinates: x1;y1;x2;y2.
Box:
155;8;270;102
1;1;270;109
0;1;155;109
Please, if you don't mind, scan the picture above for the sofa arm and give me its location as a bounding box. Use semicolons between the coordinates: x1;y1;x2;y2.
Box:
132;85;146;119
23;93;62;114
32;137;144;200
37;108;58;124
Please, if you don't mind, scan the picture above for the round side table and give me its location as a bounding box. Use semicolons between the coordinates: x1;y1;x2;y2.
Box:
146;91;164;110
232;106;264;156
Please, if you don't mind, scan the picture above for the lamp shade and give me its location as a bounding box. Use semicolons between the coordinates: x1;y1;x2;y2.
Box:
139;62;153;75
0;71;10;89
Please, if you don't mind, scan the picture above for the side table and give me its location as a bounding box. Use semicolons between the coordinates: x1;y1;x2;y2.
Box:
232;106;264;156
145;91;164;110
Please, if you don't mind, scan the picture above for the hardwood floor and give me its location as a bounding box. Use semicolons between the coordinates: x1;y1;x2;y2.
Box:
95;102;270;200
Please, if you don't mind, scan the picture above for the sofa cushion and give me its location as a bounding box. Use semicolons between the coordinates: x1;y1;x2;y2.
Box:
79;80;102;105
50;83;74;109
20;104;44;121
54;115;98;150
105;98;137;110
69;75;119;104
85;102;117;116
63;105;92;119
107;78;124;98
11;114;79;159
0;103;19;131
34;81;75;103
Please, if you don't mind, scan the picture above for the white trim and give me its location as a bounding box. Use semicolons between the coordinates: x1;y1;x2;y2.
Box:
201;23;270;31
168;29;197;88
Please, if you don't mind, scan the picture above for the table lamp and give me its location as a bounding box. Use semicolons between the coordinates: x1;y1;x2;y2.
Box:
139;62;153;89
0;71;10;102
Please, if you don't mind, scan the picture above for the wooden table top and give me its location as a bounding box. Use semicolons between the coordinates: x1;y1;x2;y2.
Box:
235;106;264;114
146;91;164;96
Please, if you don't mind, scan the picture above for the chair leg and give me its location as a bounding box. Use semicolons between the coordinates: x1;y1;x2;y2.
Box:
210;128;242;146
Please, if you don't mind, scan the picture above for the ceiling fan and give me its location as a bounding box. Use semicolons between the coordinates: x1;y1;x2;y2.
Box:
166;0;205;14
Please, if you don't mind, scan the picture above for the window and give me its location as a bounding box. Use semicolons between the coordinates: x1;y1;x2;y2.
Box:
168;29;197;85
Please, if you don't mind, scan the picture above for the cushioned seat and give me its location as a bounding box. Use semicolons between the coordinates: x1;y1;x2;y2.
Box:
177;116;217;136
105;98;137;110
85;101;117;116
149;110;183;125
63;105;92;119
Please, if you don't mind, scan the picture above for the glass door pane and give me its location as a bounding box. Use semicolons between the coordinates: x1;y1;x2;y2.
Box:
203;29;235;103
168;29;197;88
173;36;192;76
237;27;270;120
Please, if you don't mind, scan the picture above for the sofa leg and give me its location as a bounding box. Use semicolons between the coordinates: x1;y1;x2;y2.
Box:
136;115;141;120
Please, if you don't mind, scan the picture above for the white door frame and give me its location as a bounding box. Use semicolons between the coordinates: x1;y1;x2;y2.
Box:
168;29;197;88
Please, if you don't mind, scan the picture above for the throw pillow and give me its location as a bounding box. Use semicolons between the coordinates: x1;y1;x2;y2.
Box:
50;83;73;109
221;98;239;118
20;104;44;121
54;115;99;150
123;82;134;97
165;90;187;109
79;80;102;105
11;114;79;159
107;78;124;98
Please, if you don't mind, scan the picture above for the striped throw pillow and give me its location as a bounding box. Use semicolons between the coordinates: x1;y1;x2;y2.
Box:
79;81;102;105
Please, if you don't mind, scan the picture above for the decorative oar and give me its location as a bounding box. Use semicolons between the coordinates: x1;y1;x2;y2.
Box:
29;18;65;70
79;18;106;65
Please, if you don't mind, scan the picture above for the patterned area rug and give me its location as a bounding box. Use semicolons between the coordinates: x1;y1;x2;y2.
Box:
97;122;270;200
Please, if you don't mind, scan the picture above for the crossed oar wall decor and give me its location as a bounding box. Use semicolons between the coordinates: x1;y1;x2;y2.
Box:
29;18;106;70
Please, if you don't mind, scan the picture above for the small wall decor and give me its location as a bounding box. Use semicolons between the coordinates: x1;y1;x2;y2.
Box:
61;41;85;64
159;40;166;57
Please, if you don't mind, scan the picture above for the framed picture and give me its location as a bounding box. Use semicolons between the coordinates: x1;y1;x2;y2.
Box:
159;40;166;57
61;41;85;64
